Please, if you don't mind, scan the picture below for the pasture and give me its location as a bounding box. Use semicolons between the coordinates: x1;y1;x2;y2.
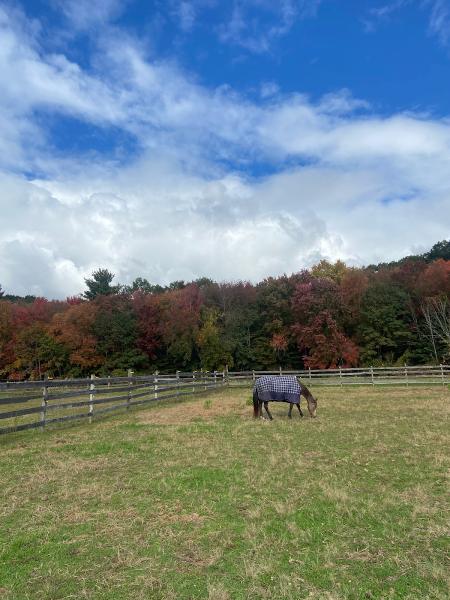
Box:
0;385;448;600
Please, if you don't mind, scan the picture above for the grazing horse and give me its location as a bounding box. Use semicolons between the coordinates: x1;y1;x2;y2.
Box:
252;375;317;420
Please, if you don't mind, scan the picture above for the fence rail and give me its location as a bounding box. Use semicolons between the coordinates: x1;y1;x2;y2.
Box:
0;365;448;435
226;365;450;387
0;371;225;435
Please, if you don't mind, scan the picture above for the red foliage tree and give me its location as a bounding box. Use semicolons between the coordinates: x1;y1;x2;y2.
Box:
293;311;359;368
133;291;163;360
390;259;427;293
340;269;369;322
50;302;104;371
158;284;203;366
291;274;358;367
417;259;450;298
0;301;16;376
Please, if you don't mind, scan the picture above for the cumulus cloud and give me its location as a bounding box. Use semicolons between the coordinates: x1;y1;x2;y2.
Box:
0;4;449;298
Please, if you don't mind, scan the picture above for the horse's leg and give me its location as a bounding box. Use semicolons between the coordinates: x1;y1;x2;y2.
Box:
296;403;304;418
263;401;273;420
288;403;293;419
258;400;263;418
253;390;260;418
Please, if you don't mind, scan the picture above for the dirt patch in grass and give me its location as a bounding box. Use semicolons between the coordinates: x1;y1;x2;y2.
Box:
138;391;251;424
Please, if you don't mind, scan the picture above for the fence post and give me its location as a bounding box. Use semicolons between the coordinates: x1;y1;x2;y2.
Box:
404;364;408;387
89;374;95;423
279;365;282;376
127;369;134;410
192;371;196;395
222;370;225;387
370;366;374;386
225;365;229;386
204;370;207;391
440;364;445;386
176;370;180;398
308;367;311;381
214;370;217;389
40;378;48;431
339;366;342;388
154;370;159;401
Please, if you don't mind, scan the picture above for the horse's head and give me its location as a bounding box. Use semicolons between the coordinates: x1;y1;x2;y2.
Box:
300;380;317;418
306;394;318;418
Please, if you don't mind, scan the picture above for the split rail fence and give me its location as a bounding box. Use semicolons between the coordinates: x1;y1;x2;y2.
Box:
0;365;448;435
0;371;225;436
226;364;450;388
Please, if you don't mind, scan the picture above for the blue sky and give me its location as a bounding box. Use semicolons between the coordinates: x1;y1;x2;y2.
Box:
0;0;450;297
19;0;450;160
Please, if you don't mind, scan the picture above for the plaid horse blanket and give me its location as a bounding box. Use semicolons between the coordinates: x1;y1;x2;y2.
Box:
254;375;301;404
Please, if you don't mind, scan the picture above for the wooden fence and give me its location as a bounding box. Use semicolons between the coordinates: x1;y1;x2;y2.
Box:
0;365;448;435
0;371;225;436
226;365;450;387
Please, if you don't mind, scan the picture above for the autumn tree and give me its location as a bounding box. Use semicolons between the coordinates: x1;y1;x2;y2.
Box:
291;272;357;367
390;259;427;295
133;291;163;362
417;259;450;298
197;307;233;371
294;311;359;368
13;324;69;379
50;302;104;375
0;301;16;377
157;285;203;369
340;269;369;329
254;275;301;368
311;259;348;283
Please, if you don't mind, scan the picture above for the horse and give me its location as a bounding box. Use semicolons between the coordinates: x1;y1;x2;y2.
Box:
252;375;317;420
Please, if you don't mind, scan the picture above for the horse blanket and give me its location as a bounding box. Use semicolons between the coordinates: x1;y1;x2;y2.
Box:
254;375;301;404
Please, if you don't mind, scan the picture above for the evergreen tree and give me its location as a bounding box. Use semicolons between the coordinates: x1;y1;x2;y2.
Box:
423;240;450;262
83;269;121;300
358;283;413;365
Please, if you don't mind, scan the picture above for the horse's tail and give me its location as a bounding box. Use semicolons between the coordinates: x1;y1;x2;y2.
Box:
253;390;260;418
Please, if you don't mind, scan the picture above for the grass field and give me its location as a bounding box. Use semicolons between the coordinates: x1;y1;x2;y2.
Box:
0;385;449;600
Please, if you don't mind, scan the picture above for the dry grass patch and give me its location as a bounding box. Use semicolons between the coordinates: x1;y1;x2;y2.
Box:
138;390;250;424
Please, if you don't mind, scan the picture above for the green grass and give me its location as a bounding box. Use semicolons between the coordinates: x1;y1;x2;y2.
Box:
0;386;449;600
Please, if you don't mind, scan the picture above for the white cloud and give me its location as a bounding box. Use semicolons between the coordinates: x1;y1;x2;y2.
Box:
217;1;322;54
0;5;449;298
175;1;197;32
58;0;125;30
427;0;450;45
366;1;450;47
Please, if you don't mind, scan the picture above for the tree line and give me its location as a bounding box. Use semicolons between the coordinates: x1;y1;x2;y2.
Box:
0;241;449;379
